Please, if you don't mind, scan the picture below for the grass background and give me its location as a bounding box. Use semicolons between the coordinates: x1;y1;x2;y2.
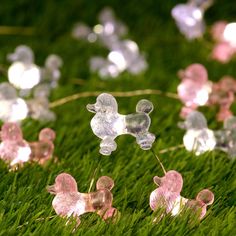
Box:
0;0;236;235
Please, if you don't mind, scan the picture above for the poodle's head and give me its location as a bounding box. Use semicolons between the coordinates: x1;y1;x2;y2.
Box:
47;173;78;195
1;122;23;141
153;170;183;193
87;93;118;114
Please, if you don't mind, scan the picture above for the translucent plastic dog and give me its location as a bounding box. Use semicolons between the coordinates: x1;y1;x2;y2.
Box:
47;173;118;225
87;93;155;155
150;170;214;220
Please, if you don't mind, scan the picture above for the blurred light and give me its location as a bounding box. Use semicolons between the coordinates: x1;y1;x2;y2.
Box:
104;22;115;35
108;51;126;71
8;62;41;89
11;98;28;121
87;33;97;43
10;146;31;166
195;88;210;106
224;23;236;46
192;9;202;20
125;40;138;53
94;24;104;34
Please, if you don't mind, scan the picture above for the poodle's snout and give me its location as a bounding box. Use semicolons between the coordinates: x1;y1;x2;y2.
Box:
47;184;57;194
7;53;18;62
87;103;96;113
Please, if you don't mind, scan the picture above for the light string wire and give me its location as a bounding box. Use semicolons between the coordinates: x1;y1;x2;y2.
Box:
49;89;179;108
150;144;185;174
0;26;34;35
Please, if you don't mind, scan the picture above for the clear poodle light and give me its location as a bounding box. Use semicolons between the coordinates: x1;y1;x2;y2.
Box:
87;93;155;155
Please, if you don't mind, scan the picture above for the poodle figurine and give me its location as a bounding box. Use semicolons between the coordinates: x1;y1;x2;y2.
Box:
179;111;216;155
177;63;212;118
0;82;28;122
47;173;118;226
214;116;236;159
0;122;31;167
0;122;56;168
150;170;214;221
171;0;213;40
211;21;236;63
87;93;155;155
208;76;236;121
7;45;63;91
7;45;41;90
29;128;56;165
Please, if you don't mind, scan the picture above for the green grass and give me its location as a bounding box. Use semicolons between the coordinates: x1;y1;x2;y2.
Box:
0;0;236;235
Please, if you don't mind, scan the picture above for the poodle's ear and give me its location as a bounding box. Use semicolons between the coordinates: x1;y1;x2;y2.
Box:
87;103;96;113
136;99;153;114
153;176;162;186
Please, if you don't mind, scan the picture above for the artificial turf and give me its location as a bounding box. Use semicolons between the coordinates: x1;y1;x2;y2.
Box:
0;0;235;235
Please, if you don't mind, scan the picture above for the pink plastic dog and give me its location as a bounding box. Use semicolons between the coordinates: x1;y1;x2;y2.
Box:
47;173;118;225
150;170;214;221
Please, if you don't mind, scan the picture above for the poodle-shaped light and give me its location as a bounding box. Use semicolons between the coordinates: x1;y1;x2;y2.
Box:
7;45;62;90
7;45;41;90
211;21;236;63
0;122;56;168
150;170;214;220
47;173;118;226
214;116;236;159
208;76;236;121
171;0;213;40
179;111;216;155
0;122;31;166
87;93;155;155
29;128;56;165
0;83;28;122
177;63;212;118
72;8;147;79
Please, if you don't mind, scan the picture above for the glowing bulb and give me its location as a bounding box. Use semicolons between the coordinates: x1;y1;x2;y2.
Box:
223;23;236;46
104;22;115;35
10;146;31;166
94;24;104;34
108;51;127;71
8;62;41;89
11;98;28;122
125;40;138;53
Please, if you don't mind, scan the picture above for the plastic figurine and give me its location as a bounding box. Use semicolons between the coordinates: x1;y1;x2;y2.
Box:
150;170;214;220
0;122;31;167
7;45;63;90
0;122;56;168
47;173;118;226
179;111;216;155
90;40;147;78
2;45;62;123
29;128;56;164
211;21;236;63
177;64;212;118
214;116;236;159
72;7;147;79
72;7;127;46
208;76;236;121
172;0;213;39
41;54;63;88
7;45;41;90
87;93;155;155
0;82;28;122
